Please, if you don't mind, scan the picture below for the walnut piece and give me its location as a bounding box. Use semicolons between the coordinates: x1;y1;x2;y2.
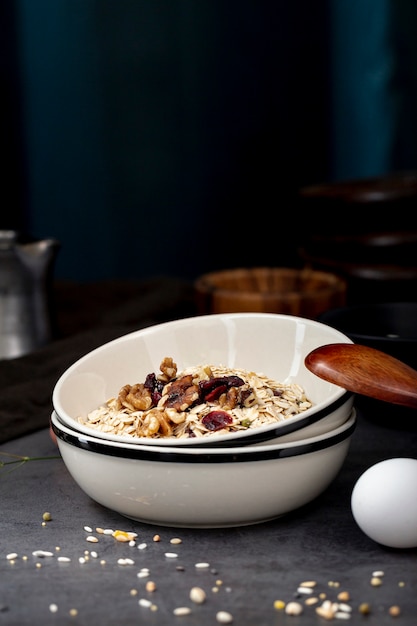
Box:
136;409;174;437
117;383;152;411
163;374;200;411
158;357;177;382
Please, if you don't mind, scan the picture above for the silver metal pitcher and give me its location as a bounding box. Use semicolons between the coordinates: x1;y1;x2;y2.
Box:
0;230;60;359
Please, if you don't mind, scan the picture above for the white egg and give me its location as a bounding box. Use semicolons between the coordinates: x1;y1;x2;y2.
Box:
351;457;417;549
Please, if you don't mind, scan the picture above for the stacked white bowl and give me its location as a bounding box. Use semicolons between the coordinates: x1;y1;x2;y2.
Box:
52;313;356;528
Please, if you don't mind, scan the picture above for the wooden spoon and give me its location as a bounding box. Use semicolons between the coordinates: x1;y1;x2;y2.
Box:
305;343;417;409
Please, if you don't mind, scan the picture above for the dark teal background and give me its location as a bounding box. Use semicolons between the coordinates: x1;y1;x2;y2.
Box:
2;1;417;282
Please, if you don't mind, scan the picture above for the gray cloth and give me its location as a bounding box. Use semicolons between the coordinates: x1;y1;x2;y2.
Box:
0;277;195;443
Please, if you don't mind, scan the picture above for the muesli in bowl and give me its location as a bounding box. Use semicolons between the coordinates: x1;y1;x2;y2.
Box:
53;313;354;447
77;357;313;442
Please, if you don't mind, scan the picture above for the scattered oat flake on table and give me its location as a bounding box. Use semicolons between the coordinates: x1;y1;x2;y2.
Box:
32;550;54;557
113;530;137;542
173;607;192;616
117;558;135;566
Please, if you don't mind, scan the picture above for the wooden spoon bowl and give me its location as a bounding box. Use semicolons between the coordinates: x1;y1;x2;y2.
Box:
305;343;417;409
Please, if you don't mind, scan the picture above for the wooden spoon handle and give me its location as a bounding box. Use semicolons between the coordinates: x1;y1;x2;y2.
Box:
305;343;417;409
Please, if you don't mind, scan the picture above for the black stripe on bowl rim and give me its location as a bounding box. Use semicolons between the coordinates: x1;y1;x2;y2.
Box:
51;410;356;464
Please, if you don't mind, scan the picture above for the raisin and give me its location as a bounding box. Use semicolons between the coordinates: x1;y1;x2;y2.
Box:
201;410;233;431
144;372;165;405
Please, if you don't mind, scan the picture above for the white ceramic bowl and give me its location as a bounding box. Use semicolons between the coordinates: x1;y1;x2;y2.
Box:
53;313;354;447
51;408;356;528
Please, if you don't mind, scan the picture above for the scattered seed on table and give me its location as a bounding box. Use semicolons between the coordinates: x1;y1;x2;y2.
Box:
146;581;156;592
83;525;93;533
370;577;383;587
389;605;401;617
285;601;303;616
90;551;98;559
372;570;384;578
195;562;210;569
138;543;147;550
42;512;52;522
69;608;78;617
300;580;317;588
86;536;98;543
139;598;152;608
170;537;182;545
337;591;350;602
6;553;18;561
273;600;286;610
49;604;58;613
57;557;71;563
305;597;319;606
164;552;178;559
173;607;191;616
189;586;206;604
216;610;233;624
358;603;371;615
153;534;161;542
297;586;314;595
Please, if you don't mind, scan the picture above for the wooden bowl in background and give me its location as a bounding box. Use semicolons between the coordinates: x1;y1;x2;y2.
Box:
194;267;347;319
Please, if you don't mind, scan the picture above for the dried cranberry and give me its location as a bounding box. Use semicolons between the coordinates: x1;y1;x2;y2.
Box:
199;375;244;401
201;410;233;431
204;384;228;402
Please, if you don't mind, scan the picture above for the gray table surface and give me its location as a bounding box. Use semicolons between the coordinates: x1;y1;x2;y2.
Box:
1;404;417;626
